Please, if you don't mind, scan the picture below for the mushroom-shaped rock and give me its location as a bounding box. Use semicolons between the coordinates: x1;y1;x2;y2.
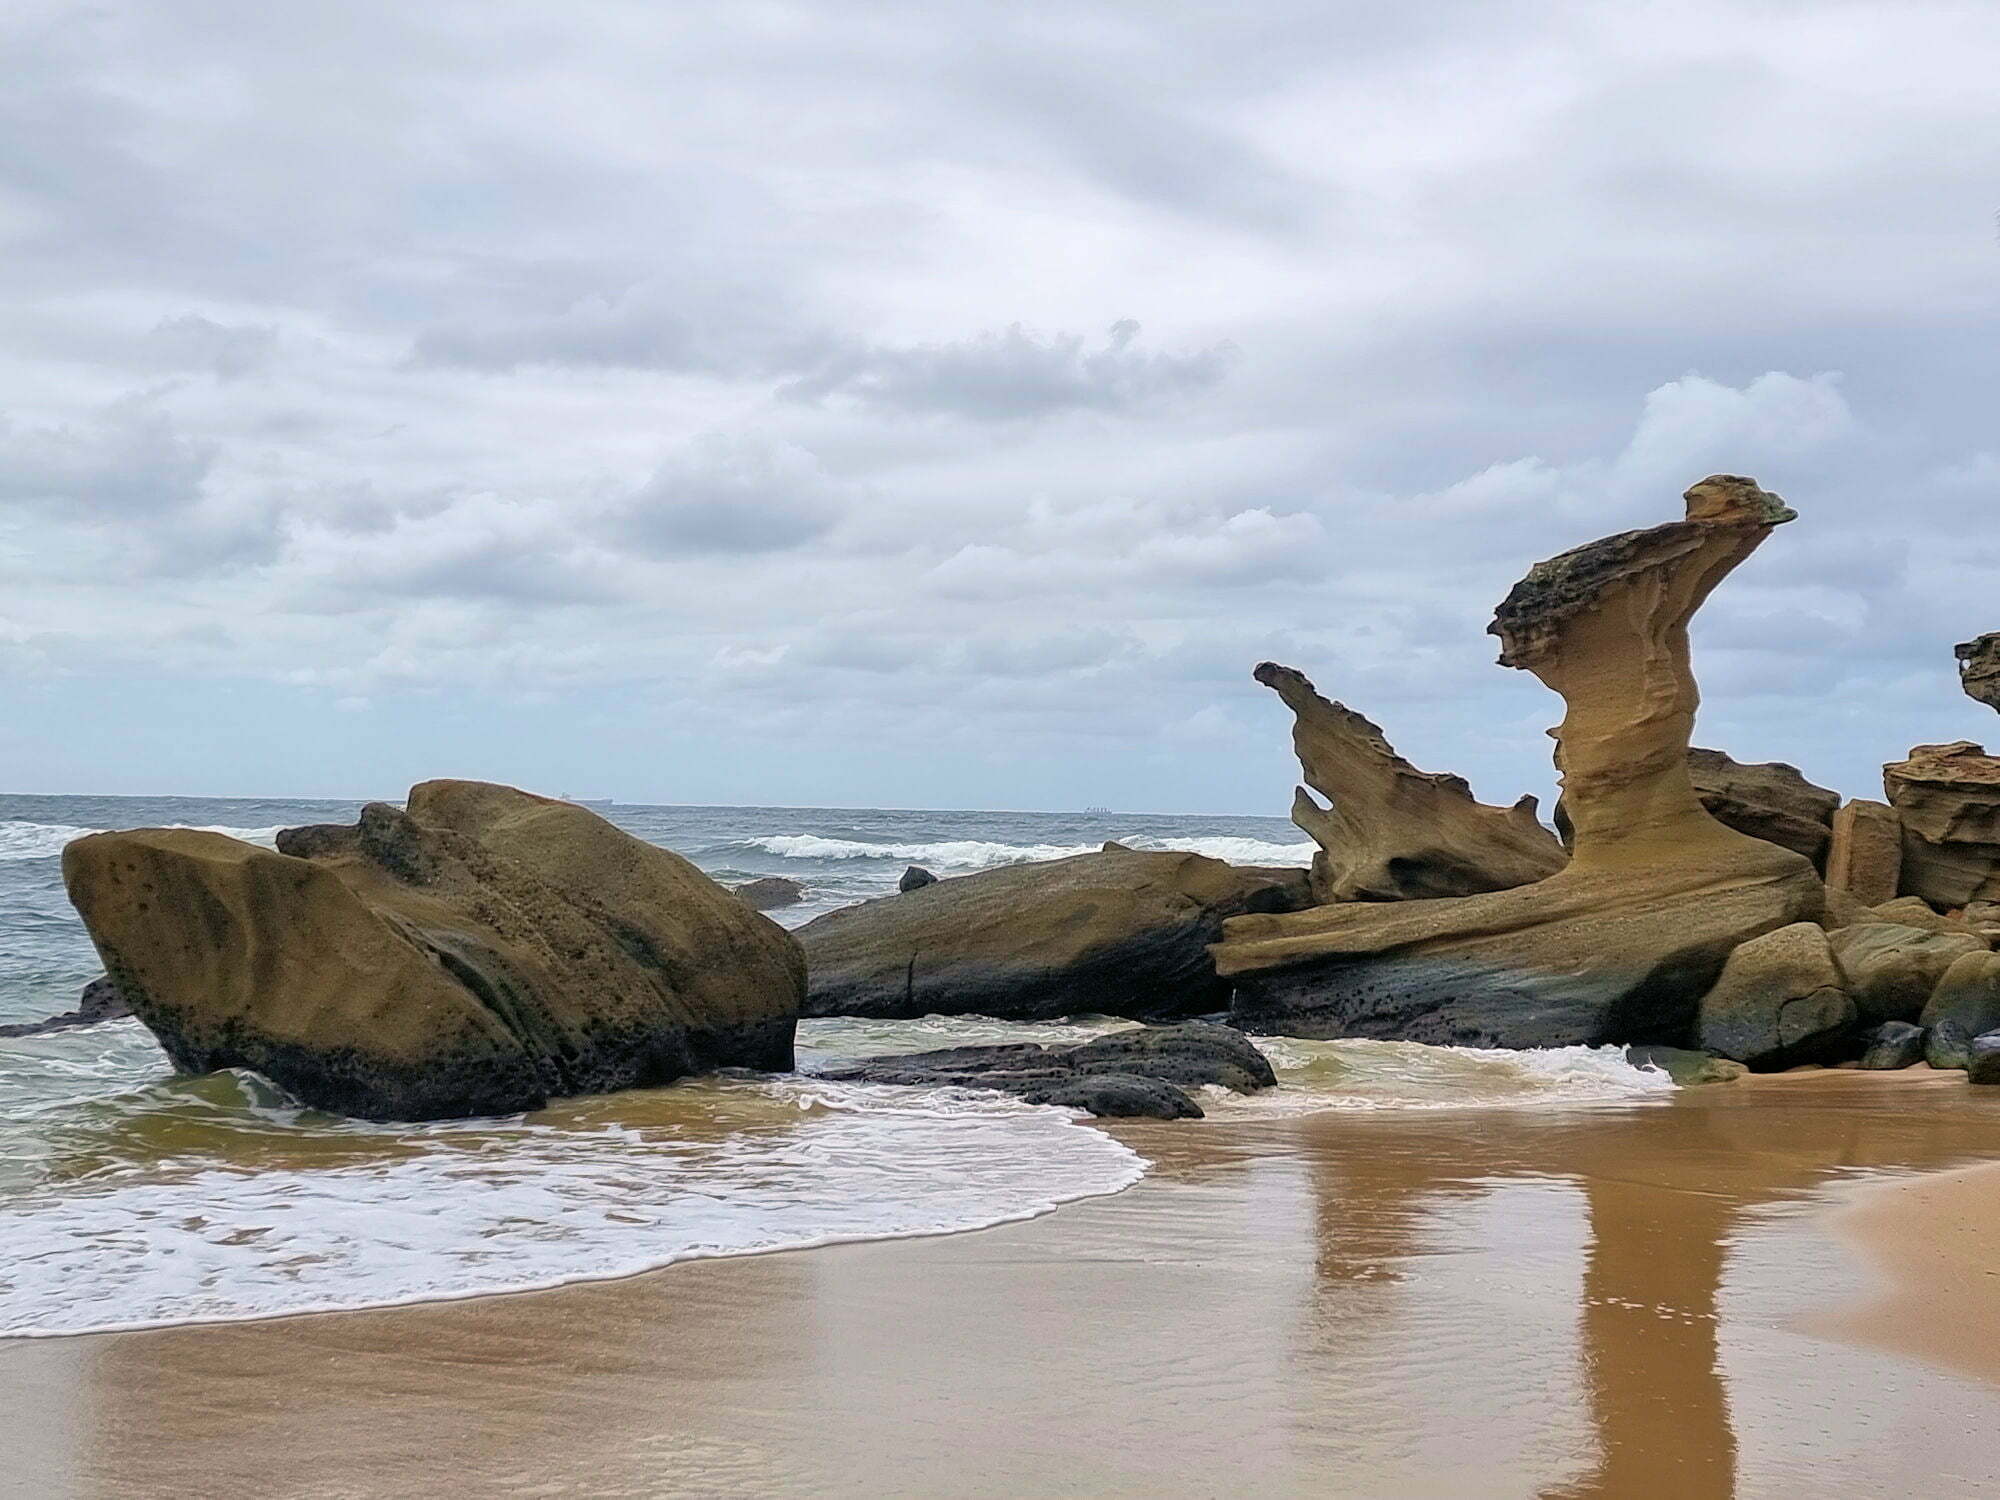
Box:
1828;923;1987;1025
64;787;801;1121
1252;661;1566;902
1694;922;1855;1069
1218;477;1824;1048
799;848;1310;1022
1959;633;2000;715
1882;742;2000;909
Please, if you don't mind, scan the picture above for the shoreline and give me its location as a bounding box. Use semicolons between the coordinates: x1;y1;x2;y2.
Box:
6;1069;2000;1497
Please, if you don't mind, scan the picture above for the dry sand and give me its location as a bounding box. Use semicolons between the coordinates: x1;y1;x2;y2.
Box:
6;1068;2000;1499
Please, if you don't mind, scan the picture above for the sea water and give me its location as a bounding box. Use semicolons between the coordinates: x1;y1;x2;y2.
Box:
0;794;1671;1336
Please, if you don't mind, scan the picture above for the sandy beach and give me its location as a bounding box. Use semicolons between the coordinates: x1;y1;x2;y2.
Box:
4;1068;1998;1499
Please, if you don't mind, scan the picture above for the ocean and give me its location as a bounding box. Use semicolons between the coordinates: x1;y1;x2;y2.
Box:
0;793;1673;1337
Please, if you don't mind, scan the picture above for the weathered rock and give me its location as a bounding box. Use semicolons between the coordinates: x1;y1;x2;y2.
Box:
1920;950;2000;1038
1965;901;2000;941
1857;1020;1927;1071
1870;895;1981;937
0;975;131;1039
821;1022;1275;1120
1819;887;1873;931
1959;633;2000;715
1826;799;1903;907
1883;742;2000;908
799;847;1311;1022
1967;1031;2000;1085
1685;748;1839;870
898;865;938;893
732;876;805;911
65;786;801;1121
1695;923;1856;1069
1927;1019;1974;1071
1220;477;1823;1048
1254;661;1567;903
1830;923;1987;1024
1624;1044;1748;1085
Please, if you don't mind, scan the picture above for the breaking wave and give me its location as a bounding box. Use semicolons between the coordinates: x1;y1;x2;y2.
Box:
0;821;287;862
735;832;1316;871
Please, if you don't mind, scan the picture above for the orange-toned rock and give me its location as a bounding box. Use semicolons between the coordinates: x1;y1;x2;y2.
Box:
1218;477;1822;1047
1251;661;1566;903
1826;799;1903;906
1882;742;2000;909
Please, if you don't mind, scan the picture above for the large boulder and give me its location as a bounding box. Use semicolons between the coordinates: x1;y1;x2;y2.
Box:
821;1022;1275;1120
1252;661;1566;903
1685;749;1838;870
1826;799;1904;907
64;787;802;1121
1828;922;1986;1025
1219;477;1823;1048
1694;922;1855;1068
1857;1021;1927;1071
1919;950;2000;1038
798;847;1310;1022
1883;742;2000;909
1959;632;2000;715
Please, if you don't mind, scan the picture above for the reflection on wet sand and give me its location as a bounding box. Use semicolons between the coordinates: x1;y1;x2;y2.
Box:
7;1072;2000;1498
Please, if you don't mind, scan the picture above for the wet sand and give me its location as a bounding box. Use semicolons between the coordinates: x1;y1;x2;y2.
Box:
7;1070;2000;1499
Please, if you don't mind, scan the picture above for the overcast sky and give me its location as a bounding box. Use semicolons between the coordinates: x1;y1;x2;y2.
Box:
2;0;1996;814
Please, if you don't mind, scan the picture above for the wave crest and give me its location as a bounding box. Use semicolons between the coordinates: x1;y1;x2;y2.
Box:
735;832;1314;871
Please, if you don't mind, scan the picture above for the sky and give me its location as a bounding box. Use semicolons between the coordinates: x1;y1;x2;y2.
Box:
1;0;1996;815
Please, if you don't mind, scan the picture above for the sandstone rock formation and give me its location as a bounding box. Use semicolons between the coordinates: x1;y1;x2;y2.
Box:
1959;632;2000;714
822;1021;1276;1120
1826;800;1903;906
798;847;1310;1022
732;875;805;911
64;785;802;1120
1882;742;2000;908
1919;950;2000;1039
1685;749;1838;869
1218;477;1823;1048
1827;922;1985;1025
1253;661;1566;903
1694;922;1854;1068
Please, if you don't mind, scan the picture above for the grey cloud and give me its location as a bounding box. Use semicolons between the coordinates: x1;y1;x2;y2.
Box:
0;401;212;516
614;434;846;555
143;316;282;380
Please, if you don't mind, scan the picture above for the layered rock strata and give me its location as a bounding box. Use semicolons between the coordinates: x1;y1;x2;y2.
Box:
1217;477;1823;1048
1882;742;2000;908
63;785;802;1120
1252;661;1566;902
797;847;1310;1022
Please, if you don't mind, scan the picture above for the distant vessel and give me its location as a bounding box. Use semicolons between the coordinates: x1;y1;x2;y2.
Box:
1082;805;1112;815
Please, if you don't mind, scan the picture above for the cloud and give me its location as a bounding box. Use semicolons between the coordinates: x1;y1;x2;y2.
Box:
613;433;848;555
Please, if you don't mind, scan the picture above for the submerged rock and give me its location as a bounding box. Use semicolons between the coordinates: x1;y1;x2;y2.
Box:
898;865;939;893
1253;660;1566;903
1883;742;2000;909
822;1022;1275;1120
1220;477;1822;1049
1695;922;1855;1069
1624;1044;1748;1086
1856;1021;1927;1071
733;875;805;911
0;975;131;1039
798;847;1311;1022
64;784;802;1121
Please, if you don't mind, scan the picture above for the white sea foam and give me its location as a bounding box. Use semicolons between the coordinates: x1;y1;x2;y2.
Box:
0;1073;1145;1338
0;821;286;862
739;832;1316;870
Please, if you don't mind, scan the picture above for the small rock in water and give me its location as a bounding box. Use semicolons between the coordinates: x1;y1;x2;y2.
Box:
1926;1019;1974;1072
734;876;805;911
822;1021;1275;1121
898;865;938;893
0;975;131;1038
1857;1021;1927;1071
1624;1045;1748;1086
1967;1031;2000;1085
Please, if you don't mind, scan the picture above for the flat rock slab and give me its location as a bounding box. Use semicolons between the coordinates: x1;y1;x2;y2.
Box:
821;1022;1277;1120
